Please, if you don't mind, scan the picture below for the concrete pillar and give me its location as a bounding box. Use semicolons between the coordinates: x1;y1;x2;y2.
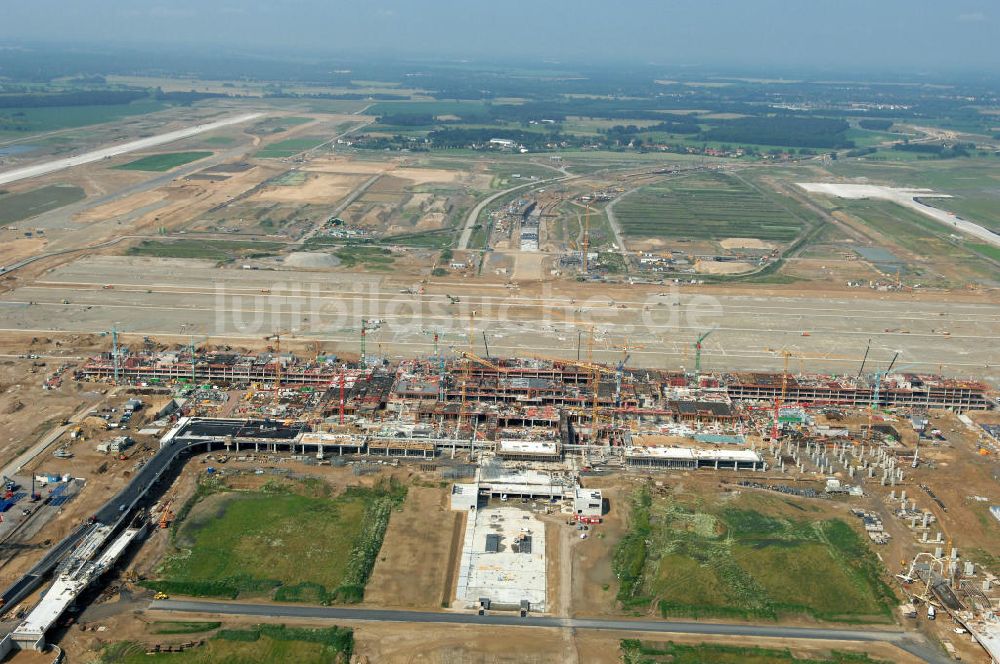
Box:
935;546;943;558
922;512;930;528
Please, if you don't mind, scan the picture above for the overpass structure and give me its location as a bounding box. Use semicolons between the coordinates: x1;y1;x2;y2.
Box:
9;515;147;650
0;417;314;651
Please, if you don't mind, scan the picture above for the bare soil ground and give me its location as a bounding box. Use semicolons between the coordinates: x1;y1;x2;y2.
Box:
0;238;48;265
254;172;366;205
365;484;462;609
571;480;636;617
74;190;168;223
353;622;575;664
694;259;755;274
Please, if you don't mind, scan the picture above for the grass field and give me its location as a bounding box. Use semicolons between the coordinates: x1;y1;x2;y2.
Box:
837;199;1000;284
0;100;167;136
0;183;85;224
257;136;329;158
100;625;352;664
613;172;807;241
334;246;396;269
620;640;890;664
127;239;284;261
969;243;1000;262
115;151;213;171
147;476;405;603
826;158;1000;232
200;136;236;146
148;621;221;635
613;488;896;623
930;194;1000;234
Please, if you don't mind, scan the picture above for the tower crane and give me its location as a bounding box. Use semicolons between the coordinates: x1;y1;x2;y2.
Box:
866;356;917;441
694;328;717;375
459;350;507;373
188;334;209;381
263;329;294;390
100;325;125;384
771;350;794;440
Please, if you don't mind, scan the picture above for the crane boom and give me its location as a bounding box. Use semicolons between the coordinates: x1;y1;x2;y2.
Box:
694;327;716;374
460;350;507;373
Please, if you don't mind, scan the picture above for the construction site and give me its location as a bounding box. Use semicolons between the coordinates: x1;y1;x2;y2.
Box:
1;56;1000;664
0;317;994;662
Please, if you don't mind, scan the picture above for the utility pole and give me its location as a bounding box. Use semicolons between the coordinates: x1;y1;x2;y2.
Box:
360;319;367;369
111;326;120;385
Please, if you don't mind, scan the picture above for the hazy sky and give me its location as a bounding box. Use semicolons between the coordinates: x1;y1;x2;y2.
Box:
3;0;999;72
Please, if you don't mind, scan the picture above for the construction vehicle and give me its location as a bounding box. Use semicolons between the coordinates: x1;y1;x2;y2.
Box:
153;592;169;600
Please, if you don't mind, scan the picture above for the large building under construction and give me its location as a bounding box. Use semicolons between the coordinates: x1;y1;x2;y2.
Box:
78;350;995;413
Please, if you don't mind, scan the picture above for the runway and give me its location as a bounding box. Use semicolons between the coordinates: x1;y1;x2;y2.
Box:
3;256;998;382
0;112;263;187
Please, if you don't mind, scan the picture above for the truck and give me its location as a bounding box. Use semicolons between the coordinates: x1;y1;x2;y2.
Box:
927;605;937;620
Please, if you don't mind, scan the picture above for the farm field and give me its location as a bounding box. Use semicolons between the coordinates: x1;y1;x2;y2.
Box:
115;151;213;171
613;172;807;242
147;476;406;603
0;100;168;136
613;488;896;623
256;136;330;158
127;239;285;260
620;640;892;664
0;183;85;224
99;625;353;664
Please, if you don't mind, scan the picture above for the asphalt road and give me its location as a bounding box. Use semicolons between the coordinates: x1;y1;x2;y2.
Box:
458;175;575;250
0;436;198;608
150;599;949;663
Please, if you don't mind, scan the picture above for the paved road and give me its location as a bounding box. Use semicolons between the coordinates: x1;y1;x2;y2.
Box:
0;435;200;609
458;175;574;250
602;185;634;252
150;599;948;663
0;113;263;187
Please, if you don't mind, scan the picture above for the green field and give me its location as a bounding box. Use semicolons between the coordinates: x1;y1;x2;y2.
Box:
334;246;396;269
200;136;236;146
0;183;86;224
256;136;329;158
148;476;405;603
127;239;284;261
613;172;807;241
148;621;221;635
0;100;167;136
837;199;1000;284
115;151;213;171
367;100;489;118
621;640;890;664
826;158;1000;233
969;243;1000;262
614;488;896;623
100;625;352;664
